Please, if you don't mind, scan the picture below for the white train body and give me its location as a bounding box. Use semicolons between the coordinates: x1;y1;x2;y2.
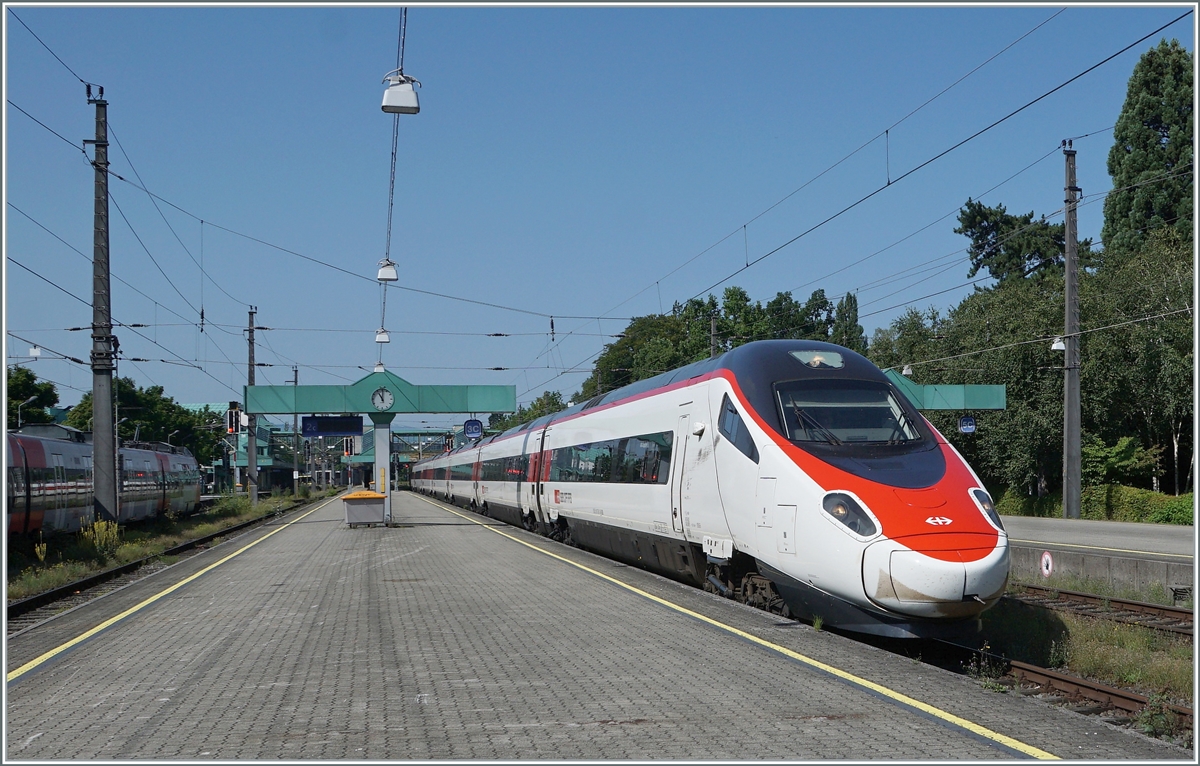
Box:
413;340;1008;638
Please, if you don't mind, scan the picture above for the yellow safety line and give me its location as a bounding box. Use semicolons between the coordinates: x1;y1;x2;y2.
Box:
415;494;1059;760
1010;539;1193;560
7;498;335;683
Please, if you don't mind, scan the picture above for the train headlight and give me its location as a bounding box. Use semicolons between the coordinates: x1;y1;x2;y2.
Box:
822;492;877;537
971;489;1004;531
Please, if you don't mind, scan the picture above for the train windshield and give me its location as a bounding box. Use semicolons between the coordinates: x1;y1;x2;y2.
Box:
775;379;923;445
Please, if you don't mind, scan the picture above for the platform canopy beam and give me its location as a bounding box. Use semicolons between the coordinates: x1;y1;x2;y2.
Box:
884;370;1006;410
243;370;516;415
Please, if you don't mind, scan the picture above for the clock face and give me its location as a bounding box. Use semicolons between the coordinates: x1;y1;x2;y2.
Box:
371;387;394;411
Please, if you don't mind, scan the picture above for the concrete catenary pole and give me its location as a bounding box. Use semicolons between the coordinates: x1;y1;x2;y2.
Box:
292;366;299;495
88;86;118;524
1062;141;1081;519
247;307;259;506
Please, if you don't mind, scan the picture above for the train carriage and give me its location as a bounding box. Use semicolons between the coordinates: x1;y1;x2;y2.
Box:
415;340;1008;638
7;431;203;537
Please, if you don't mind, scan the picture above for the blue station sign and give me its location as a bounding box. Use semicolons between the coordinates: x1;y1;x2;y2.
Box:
958;415;977;434
464;419;483;440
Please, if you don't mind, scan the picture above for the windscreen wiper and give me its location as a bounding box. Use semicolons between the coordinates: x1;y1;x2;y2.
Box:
793;407;842;445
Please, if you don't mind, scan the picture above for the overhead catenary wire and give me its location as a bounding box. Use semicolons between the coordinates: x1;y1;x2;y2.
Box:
891;307;1193;374
583;9;1071;329
500;12;1139;393
107;122;246;307
685;8;1194;305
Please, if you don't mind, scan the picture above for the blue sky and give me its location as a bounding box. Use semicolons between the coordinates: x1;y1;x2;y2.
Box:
4;4;1195;431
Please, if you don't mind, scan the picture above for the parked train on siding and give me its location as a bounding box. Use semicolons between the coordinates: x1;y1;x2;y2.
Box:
6;429;203;537
413;340;1008;639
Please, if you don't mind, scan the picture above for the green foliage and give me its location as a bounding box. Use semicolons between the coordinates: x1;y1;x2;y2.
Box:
488;390;567;432
63;376;221;465
994;485;1192;525
1102;39;1194;258
568;287;836;407
78;519;122;560
830;293;867;353
954;199;1094;282
1081;434;1162;487
1135;693;1184;739
7;366;60;429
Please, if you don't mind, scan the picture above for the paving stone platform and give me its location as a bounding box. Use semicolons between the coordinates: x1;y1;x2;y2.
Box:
5;492;1191;760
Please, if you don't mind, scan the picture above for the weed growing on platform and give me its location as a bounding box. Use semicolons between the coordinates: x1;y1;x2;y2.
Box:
811;615;823;632
964;642;1009;693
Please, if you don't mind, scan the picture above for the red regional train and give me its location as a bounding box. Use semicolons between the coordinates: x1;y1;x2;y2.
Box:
413;340;1009;638
6;427;203;537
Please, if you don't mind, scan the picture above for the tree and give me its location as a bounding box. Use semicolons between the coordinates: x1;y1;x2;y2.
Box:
63;377;221;465
6;366;59;429
954;199;1093;283
488;391;567;432
830;292;867;353
1101;39;1194;258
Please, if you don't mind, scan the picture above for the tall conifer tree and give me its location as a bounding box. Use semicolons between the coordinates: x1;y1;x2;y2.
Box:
1101;39;1194;257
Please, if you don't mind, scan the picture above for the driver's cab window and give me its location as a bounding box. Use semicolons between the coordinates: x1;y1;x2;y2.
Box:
718;394;759;463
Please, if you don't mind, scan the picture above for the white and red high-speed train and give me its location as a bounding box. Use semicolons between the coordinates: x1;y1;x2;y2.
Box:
413;340;1008;638
6;429;203;537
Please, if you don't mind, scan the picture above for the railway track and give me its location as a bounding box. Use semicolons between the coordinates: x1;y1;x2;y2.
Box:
1006;583;1193;638
6;499;309;635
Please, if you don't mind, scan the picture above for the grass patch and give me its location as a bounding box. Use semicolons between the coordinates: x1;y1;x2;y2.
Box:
6;494;297;602
980;594;1193;705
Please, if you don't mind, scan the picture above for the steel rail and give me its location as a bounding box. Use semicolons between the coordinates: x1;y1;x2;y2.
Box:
1008;584;1193;637
6;499;306;621
1007;658;1193;720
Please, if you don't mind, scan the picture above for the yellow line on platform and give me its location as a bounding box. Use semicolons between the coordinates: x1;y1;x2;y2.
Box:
7;498;335;684
414;494;1059;760
1010;539;1193;560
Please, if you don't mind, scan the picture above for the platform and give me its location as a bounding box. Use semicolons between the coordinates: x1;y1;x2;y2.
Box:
5;493;1189;760
1002;515;1194;600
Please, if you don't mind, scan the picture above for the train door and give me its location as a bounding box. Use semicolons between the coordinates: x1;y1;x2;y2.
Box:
529;427;556;526
472;449;482;507
671;413;689;534
50;453;66;511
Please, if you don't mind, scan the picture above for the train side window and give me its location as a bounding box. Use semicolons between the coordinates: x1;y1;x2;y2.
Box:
718;394;759;464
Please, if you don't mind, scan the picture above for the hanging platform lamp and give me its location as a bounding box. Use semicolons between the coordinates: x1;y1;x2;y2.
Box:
382;70;421;114
377;258;399;282
376;328;391;344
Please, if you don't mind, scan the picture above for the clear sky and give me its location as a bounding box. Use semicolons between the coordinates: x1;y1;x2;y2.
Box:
4;3;1195;432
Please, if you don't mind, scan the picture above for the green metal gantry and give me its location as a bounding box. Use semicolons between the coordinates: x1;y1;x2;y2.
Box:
243;369;515;523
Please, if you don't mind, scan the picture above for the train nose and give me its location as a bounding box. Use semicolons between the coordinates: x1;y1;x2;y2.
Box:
862;534;1009;619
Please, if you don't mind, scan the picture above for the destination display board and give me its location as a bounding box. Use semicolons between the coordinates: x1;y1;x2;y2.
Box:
302;416;364;437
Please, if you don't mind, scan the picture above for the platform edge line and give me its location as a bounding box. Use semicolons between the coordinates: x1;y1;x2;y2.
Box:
414;495;1060;761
